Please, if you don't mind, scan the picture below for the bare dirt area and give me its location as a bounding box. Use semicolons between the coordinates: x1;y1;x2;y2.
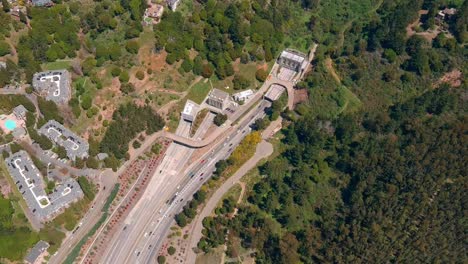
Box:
147;50;168;72
256;63;268;71
434;69;463;88
293;88;309;106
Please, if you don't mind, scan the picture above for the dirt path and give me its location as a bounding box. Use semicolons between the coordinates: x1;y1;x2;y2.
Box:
236;182;246;204
325;57;341;84
183;140;274;264
157;76;203;116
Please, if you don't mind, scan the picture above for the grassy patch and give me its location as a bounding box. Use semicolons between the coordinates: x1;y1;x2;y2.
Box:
187;80;211;104
38;225;66;254
42;60;73;71
0;196;39;261
64;183;120;264
147;91;180;109
217;184;242;209
50;197;90;231
195;245;225;264
337;85;362;114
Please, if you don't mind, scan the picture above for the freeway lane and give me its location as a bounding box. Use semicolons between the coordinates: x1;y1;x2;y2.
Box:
137;100;271;264
96;115;216;264
94;80;271;264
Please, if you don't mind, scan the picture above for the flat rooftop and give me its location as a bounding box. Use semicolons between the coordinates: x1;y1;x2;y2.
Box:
5;151;83;222
209;88;230;101
182;100;200;116
280;49;307;64
38;120;89;160
265;84;286;101
32;70;71;104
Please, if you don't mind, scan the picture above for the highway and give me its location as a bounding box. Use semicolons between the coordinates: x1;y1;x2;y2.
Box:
96;99;271;264
132;100;270;264
93;111;216;264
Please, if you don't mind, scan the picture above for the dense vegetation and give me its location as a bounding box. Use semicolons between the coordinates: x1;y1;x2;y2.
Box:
155;0;307;79
0;196;38;261
200;85;466;263
197;0;467;262
100;103;165;159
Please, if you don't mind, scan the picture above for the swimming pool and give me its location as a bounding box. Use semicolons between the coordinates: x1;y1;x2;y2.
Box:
5;119;17;130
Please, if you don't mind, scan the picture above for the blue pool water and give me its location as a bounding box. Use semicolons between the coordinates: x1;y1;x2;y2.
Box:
5;120;17;130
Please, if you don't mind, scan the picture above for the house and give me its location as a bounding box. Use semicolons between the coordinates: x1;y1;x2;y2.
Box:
206;89;230;110
143;4;164;25
181;100;200;122
436;8;457;29
24;241;49;264
167;0;181;11
32;70;71;104
233;89;254;102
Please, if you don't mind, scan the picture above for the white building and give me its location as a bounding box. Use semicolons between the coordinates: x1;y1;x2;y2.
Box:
167;0;181;11
181;100;200;122
206;89;230;110
232;89;254;102
278;49;308;72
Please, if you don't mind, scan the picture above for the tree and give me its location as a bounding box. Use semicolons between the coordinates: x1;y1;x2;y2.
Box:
233;75;251;90
201;64;214;78
175;213;187;227
214;113;227;126
81;94;93;110
255;68;268;82
119;71;130;83
0;41;11;57
135;70;145;80
55;146;67;159
111;67;121;77
157;256;166;264
125;40;140;54
2;0;10;12
181;59;193;73
167;246;176;255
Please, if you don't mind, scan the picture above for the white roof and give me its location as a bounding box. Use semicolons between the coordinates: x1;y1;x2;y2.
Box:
233;89;254;98
182;100;199;116
280;50;306;64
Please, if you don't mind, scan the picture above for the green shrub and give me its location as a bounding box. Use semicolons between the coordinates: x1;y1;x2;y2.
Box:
111;67;121;77
255;68;268;82
119;71;130;83
135;70;145;80
167;246;176;255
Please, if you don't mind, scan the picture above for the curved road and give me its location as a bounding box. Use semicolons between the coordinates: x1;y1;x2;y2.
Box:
184;140;273;263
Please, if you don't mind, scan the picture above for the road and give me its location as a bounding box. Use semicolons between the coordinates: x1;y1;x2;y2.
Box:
75;49;317;263
90;113;219;264
184;140;274;264
48;169;117;264
95;119;196;264
95;98;270;264
136;100;271;264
